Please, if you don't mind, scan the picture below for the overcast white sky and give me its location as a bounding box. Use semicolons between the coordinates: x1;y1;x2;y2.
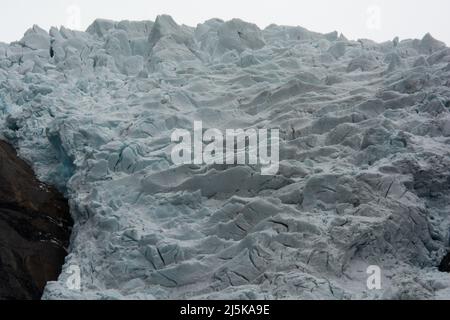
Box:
1;0;449;45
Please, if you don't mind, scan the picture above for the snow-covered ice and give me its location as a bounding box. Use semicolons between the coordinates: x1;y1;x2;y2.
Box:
1;15;450;299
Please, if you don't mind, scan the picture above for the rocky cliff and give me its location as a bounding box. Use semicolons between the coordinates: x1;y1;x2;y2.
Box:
0;140;72;300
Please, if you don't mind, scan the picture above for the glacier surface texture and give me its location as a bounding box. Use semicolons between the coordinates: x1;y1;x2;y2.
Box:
1;15;450;299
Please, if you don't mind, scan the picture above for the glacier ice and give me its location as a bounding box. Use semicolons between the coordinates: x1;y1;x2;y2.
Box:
0;15;450;299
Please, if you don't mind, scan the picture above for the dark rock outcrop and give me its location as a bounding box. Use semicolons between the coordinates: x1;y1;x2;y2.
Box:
439;252;450;273
0;140;72;300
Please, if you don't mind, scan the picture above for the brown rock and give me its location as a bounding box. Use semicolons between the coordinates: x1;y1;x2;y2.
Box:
0;140;72;300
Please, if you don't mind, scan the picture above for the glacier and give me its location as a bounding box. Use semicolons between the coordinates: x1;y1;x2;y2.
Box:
0;15;450;299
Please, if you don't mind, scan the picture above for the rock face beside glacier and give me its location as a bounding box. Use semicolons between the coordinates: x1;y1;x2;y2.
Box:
0;140;72;300
0;15;450;299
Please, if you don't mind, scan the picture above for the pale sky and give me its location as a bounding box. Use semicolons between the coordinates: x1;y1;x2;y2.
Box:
1;0;449;45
